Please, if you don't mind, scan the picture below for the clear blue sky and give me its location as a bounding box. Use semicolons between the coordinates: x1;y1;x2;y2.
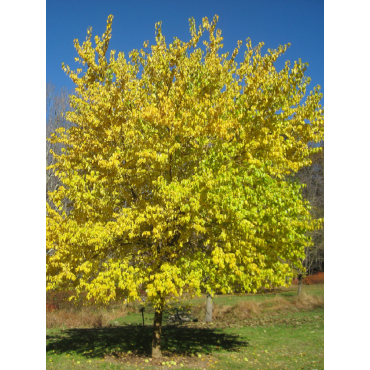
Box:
47;0;323;102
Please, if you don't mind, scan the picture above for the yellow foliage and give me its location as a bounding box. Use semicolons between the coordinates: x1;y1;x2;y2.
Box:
47;15;323;310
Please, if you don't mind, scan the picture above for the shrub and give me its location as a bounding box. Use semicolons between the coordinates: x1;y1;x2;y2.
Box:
46;303;59;312
292;272;324;285
303;272;324;285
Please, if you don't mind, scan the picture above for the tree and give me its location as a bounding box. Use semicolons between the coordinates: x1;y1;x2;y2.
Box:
46;15;324;358
205;292;213;322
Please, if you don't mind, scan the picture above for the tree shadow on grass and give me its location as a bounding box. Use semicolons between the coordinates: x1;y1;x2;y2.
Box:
46;324;249;358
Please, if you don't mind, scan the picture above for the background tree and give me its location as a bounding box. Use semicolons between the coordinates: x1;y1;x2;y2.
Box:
46;15;324;358
294;143;324;295
46;82;73;214
299;144;324;274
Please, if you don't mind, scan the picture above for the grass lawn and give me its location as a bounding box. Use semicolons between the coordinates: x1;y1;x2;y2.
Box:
46;284;324;370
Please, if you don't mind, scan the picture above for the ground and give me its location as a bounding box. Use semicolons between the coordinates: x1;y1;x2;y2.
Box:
47;284;324;370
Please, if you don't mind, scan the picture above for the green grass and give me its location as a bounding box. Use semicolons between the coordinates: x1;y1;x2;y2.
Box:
47;285;324;370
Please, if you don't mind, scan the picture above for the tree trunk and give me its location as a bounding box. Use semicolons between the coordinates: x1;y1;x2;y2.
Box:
205;292;213;322
152;307;163;358
297;273;303;296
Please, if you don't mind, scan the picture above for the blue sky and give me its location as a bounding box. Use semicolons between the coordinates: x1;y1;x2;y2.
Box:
47;0;323;103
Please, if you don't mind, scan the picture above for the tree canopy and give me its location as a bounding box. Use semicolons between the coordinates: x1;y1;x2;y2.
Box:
46;15;324;357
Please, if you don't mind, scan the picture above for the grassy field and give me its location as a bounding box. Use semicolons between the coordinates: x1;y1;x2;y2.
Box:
46;284;324;370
